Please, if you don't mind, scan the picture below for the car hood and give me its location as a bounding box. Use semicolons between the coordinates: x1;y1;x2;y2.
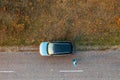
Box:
40;42;49;56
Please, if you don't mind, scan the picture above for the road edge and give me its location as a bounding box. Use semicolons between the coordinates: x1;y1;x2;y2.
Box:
0;46;39;52
0;45;120;52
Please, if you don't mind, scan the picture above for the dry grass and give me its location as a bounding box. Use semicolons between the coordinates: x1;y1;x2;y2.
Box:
0;0;120;46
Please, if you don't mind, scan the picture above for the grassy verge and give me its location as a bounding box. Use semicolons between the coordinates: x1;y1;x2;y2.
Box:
0;0;120;46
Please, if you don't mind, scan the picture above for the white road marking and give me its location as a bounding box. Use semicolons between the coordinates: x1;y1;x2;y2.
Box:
0;71;15;73
59;70;84;73
50;69;53;71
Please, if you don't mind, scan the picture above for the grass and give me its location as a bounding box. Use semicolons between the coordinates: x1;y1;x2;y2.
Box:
0;0;120;46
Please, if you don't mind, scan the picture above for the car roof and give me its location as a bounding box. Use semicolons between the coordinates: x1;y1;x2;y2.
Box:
49;42;72;55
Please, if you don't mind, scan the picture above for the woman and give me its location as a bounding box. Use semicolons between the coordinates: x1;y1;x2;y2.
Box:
73;58;77;67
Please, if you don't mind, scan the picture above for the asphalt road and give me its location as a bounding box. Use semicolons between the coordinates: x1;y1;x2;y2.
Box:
0;50;120;80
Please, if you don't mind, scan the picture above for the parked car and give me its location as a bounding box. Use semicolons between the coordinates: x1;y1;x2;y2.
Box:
39;41;73;56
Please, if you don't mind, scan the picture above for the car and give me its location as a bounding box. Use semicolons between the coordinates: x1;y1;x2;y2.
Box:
39;41;73;56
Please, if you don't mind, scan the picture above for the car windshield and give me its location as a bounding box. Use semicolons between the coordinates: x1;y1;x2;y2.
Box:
48;43;54;55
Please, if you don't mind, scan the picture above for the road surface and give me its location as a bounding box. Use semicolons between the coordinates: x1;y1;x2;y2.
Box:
0;50;120;80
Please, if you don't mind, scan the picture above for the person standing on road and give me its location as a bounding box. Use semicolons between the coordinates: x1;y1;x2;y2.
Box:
73;58;77;67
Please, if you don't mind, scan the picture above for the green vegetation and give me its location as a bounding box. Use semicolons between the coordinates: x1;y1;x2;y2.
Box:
0;0;120;46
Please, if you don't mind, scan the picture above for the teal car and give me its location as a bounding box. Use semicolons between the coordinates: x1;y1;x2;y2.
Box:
39;41;73;56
